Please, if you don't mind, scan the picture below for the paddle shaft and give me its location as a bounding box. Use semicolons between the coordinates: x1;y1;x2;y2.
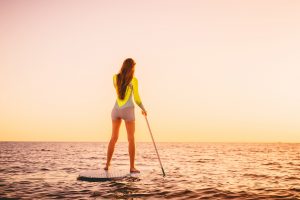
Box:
144;116;166;177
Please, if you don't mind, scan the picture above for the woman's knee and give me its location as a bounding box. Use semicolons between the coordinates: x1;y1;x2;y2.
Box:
127;135;135;143
110;135;119;144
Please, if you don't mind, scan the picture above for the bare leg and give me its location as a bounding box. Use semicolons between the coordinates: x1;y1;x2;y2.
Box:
125;120;140;173
104;119;122;170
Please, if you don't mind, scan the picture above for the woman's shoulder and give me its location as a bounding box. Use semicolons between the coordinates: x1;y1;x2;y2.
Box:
113;74;117;86
113;74;117;81
132;76;138;82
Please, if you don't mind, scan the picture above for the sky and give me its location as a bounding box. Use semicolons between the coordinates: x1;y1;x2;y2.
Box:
0;0;300;142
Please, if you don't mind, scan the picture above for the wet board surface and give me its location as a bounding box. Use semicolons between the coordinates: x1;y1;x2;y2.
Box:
77;169;140;182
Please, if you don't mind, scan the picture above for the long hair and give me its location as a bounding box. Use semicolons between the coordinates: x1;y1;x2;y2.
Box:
116;58;135;100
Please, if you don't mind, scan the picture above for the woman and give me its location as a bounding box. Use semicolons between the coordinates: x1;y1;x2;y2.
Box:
104;58;147;173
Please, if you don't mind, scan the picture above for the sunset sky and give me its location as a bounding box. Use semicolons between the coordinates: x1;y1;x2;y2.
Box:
1;0;300;142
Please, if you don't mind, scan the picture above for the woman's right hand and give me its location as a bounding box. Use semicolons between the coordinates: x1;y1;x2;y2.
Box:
142;110;147;116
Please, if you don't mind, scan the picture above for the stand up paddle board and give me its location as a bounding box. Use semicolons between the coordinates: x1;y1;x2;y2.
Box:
78;168;140;182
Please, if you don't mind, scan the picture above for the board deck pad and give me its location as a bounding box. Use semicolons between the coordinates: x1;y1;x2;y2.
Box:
78;168;140;181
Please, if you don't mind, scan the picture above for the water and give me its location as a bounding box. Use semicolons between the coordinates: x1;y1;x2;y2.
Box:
0;142;299;199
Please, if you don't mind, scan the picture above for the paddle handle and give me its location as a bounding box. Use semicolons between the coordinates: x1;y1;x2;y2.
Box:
145;116;166;177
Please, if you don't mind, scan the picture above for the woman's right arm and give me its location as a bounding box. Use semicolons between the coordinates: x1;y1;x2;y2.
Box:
132;77;147;113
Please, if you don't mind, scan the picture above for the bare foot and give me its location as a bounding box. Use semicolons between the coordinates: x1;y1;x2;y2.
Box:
104;164;110;171
130;168;140;173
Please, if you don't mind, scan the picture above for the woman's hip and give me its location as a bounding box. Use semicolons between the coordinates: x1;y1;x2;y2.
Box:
111;106;135;121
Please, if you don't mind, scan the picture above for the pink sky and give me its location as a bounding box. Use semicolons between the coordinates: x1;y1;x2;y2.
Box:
1;0;300;142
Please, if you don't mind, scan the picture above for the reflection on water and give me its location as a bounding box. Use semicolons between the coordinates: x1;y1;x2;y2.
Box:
0;142;299;199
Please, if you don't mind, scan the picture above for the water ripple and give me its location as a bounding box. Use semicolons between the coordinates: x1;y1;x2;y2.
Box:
0;142;299;199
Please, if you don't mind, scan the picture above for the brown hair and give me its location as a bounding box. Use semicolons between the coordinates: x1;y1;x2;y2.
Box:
116;58;135;100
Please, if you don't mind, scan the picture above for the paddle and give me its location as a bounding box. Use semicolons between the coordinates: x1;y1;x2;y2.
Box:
144;115;166;177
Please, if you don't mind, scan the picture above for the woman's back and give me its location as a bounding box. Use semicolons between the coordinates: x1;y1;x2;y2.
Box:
113;74;145;111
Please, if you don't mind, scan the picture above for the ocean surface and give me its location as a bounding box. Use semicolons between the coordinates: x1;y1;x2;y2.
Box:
0;142;299;199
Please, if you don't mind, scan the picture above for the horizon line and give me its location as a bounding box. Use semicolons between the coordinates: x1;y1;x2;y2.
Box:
0;140;299;144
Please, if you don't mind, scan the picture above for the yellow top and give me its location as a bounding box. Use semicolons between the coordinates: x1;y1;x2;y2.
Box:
113;74;146;111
